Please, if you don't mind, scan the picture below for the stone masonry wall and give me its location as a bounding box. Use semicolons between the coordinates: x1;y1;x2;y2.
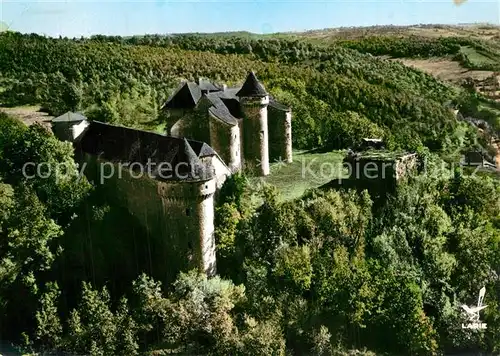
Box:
241;96;270;176
162;108;188;135
170;101;211;143
208;114;239;171
228;124;241;172
346;159;395;181
395;154;418;180
268;106;292;163
81;153;216;283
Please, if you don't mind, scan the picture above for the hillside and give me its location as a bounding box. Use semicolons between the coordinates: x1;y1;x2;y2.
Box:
0;31;481;156
288;24;500;41
286;24;500;150
1;26;500;356
282;25;500;83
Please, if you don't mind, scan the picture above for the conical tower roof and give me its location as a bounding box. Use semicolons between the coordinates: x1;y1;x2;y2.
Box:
178;138;214;180
236;71;267;98
181;137;201;166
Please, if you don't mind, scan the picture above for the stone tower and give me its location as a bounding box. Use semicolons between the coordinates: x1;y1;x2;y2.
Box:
237;71;270;176
71;121;222;282
51;111;89;142
155;139;217;276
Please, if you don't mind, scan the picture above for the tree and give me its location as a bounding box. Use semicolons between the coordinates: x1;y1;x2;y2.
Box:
34;282;62;351
0;118;91;224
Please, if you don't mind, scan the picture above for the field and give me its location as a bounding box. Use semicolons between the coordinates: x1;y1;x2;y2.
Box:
459;45;499;69
285;24;500;42
249;149;346;201
389;57;493;83
286;25;500;84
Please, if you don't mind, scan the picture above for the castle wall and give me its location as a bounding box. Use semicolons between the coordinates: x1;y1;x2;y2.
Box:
228;124;242;172
170;118;189;137
395;154;418;180
81;153;217;283
169;98;212;143
268;106;292;163
346;159;396;181
161;108;188;135
241;96;270;176
208;114;241;172
345;154;417;182
197;192;216;274
170;114;210;144
205;155;232;189
237;118;244;169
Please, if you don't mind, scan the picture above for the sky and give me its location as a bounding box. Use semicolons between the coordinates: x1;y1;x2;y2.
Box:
1;0;500;37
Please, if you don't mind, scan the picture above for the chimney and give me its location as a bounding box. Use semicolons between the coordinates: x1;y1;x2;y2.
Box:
197;77;203;85
222;84;227;91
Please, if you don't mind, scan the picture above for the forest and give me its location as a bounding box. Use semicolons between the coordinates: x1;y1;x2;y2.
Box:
0;30;499;355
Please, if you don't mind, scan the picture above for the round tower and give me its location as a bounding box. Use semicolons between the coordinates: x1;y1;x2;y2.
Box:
156;139;218;277
237;71;270;176
156;178;216;277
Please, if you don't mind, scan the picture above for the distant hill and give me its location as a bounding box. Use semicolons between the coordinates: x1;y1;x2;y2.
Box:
0;27;496;158
117;25;500;72
148;24;500;42
279;24;500;42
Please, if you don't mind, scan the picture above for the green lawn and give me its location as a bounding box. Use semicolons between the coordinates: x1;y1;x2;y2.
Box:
248;149;346;201
460;46;499;69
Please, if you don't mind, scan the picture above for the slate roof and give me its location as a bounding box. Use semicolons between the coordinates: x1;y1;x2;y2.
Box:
52;111;88;123
76;121;216;181
208;106;238;126
163;72;288;126
198;79;220;92
269;98;291;112
221;98;244;118
163;82;202;109
204;93;238;125
236;71;268;97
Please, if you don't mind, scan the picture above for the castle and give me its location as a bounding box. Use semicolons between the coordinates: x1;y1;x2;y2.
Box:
162;71;292;175
322;139;418;197
50;71;293;282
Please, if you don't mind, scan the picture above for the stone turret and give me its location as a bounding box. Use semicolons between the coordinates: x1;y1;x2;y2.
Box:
236;71;270;176
156;176;217;277
51;112;89;142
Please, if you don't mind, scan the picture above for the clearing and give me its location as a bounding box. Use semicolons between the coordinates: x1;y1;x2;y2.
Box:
249;149;346;201
389;57;493;83
0;105;53;128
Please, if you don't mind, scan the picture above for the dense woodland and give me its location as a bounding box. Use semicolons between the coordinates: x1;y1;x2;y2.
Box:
0;31;500;355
